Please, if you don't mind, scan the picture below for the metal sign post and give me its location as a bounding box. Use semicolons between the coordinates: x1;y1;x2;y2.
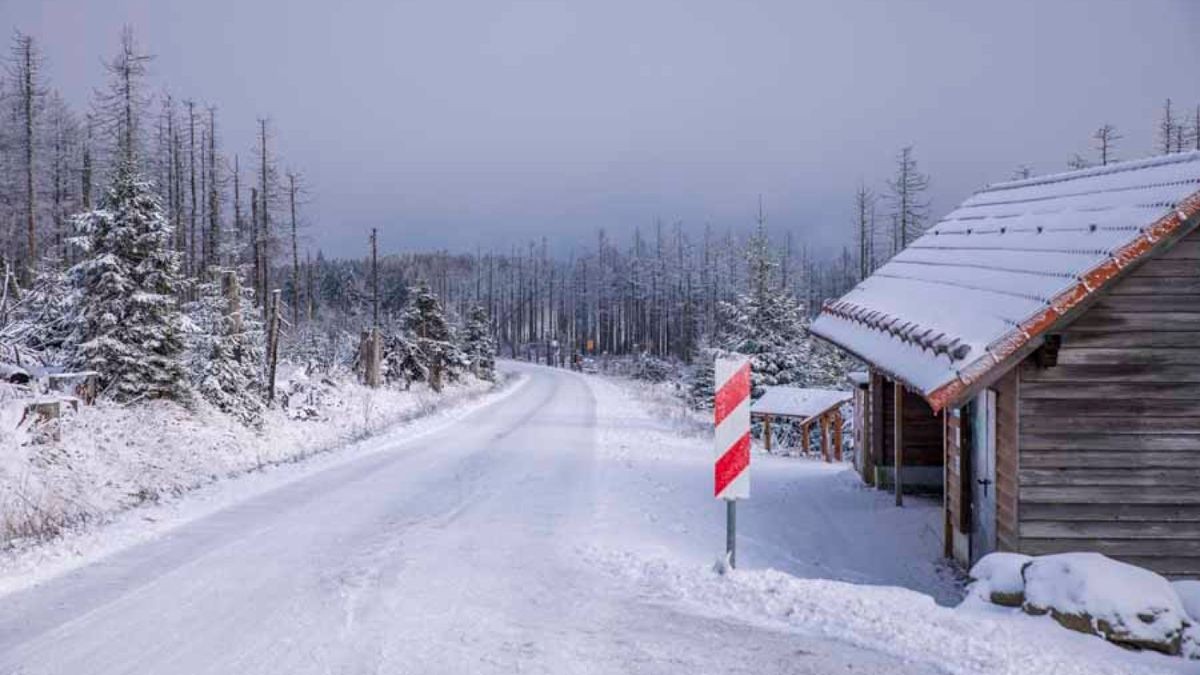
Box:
726;499;737;568
714;356;751;569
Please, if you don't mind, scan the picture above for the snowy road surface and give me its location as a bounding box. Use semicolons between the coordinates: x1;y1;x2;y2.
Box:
0;364;1189;674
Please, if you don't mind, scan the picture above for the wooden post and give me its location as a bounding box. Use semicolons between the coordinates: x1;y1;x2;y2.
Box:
943;413;953;559
894;380;904;507
801;422;810;455
222;270;243;335
833;409;843;462
267;289;281;404
360;327;382;388
370;228;379;328
869;372;884;487
764;415;772;452
820;413;830;462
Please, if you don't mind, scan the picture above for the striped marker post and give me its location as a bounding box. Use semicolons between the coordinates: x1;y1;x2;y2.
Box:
714;356;751;568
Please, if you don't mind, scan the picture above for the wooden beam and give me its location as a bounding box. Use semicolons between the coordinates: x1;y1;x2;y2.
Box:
868;372;883;486
820;413;830;463
894;380;904;506
942;412;952;558
801;422;810;455
833;409;843;461
764;415;773;452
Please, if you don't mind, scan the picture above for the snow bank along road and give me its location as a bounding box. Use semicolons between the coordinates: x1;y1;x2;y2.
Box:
0;363;1184;674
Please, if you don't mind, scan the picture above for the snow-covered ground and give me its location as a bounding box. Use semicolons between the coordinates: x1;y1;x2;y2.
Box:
0;370;504;594
0;362;1194;673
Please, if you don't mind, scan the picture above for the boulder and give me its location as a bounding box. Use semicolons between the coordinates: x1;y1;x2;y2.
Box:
1022;553;1187;656
969;552;1032;607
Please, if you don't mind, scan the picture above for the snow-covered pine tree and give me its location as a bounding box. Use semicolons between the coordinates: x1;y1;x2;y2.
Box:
715;221;852;397
185;270;264;425
66;161;188;402
685;346;719;410
402;280;466;390
10;264;74;355
381;332;426;389
462;304;495;381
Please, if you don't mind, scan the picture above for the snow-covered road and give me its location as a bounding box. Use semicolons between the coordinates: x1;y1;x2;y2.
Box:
0;363;934;674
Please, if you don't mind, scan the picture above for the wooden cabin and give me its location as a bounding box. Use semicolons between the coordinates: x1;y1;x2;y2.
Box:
812;152;1200;578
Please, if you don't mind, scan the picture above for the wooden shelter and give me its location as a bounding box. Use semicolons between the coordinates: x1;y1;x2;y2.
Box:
749;386;851;461
812;152;1200;578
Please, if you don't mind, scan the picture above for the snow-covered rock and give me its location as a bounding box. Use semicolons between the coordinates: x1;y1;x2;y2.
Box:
1185;624;1200;661
1021;552;1188;655
1174;580;1200;622
968;552;1032;607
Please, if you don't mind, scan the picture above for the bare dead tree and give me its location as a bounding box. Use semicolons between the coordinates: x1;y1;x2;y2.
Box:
96;26;152;168
186;99;197;276
206;106;220;270
1093;124;1120;166
1159;98;1176;155
853;181;876;280
886;146;930;255
285;171;306;327
9;31;43;277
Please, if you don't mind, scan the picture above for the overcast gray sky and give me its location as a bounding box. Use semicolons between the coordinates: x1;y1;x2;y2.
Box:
4;0;1200;258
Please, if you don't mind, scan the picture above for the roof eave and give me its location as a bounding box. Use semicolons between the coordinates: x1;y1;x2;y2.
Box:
808;321;948;399
814;186;1200;414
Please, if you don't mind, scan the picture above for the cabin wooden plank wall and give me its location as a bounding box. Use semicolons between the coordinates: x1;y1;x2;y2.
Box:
855;381;878;485
880;380;943;467
994;369;1019;553
866;372;885;485
1017;227;1200;578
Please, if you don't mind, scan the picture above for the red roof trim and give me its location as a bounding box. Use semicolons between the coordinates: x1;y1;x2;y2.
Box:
925;188;1200;412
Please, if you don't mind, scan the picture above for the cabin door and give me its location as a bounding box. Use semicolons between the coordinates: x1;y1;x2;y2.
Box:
970;389;997;565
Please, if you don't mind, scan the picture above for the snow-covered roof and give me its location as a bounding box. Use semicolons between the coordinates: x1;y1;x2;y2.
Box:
750;386;851;421
812;151;1200;411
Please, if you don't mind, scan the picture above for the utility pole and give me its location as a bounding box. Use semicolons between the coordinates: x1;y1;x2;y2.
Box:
267;289;281;404
288;173;300;328
371;228;379;328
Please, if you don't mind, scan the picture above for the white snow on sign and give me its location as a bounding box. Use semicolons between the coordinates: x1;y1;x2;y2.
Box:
749;386;850;424
811;150;1200;408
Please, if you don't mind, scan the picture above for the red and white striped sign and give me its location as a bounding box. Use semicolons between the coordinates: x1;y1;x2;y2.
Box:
714;356;751;500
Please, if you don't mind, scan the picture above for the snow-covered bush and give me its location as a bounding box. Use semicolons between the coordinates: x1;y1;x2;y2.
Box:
1022;552;1189;655
10;265;74;356
685;349;717;410
632;354;673;383
64;162;187;403
184;271;265;427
